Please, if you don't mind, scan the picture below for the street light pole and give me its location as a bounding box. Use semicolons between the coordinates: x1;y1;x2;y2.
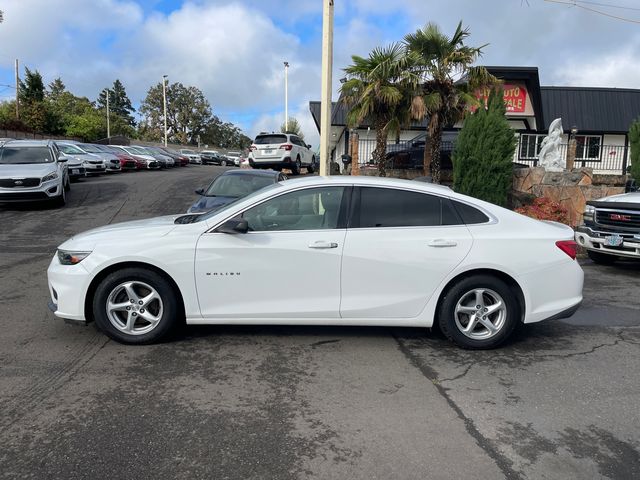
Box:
106;89;110;139
319;0;334;176
162;75;168;147
284;61;289;132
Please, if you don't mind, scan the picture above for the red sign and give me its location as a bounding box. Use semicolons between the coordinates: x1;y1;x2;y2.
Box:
475;84;527;113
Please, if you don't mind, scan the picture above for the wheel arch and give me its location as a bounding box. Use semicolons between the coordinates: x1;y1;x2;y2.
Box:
84;261;186;324
435;268;526;324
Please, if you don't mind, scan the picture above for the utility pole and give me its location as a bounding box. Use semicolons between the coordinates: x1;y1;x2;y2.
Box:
319;0;334;176
284;61;289;132
106;89;111;139
162;75;168;147
15;59;19;119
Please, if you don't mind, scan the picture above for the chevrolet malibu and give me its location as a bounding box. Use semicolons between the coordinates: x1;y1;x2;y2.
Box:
47;176;583;349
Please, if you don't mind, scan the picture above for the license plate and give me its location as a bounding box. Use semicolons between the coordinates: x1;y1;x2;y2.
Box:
263;149;274;155
604;234;623;247
72;169;79;174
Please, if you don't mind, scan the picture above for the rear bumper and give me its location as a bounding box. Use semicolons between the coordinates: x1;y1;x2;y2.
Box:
575;225;640;259
250;157;292;169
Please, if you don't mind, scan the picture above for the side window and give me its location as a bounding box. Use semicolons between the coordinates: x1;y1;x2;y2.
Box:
242;187;345;232
451;200;490;224
355;187;445;228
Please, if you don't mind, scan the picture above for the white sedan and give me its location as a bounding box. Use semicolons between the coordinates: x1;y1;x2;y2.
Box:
47;176;583;349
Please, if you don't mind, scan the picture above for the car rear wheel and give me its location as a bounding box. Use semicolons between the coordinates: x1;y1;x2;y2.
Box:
292;157;302;175
307;157;315;174
221;159;227;166
587;250;617;265
93;268;180;345
438;274;519;349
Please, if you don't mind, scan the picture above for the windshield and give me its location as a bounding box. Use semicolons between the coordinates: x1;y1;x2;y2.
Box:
194;182;283;223
128;146;147;154
58;144;86;155
182;149;195;154
0;146;54;164
205;174;276;197
79;144;102;153
254;135;286;145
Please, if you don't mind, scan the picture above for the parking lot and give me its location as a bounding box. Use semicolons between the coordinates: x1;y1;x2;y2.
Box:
1;166;639;479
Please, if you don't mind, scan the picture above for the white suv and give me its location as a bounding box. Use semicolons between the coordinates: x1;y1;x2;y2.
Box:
249;133;315;175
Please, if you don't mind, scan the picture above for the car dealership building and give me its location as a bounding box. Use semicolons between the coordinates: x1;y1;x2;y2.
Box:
309;66;640;174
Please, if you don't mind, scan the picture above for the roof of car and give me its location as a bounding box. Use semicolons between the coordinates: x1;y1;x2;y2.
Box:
282;174;452;191
221;169;281;178
1;139;54;147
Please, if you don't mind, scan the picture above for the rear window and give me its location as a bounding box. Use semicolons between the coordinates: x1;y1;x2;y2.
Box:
254;135;287;145
0;146;53;164
451;200;490;224
355;187;444;228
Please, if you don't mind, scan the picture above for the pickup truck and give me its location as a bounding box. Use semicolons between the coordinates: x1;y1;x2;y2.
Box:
575;191;640;264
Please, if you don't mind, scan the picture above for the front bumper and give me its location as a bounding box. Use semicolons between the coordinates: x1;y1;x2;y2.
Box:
0;179;63;202
575;225;640;259
47;255;92;322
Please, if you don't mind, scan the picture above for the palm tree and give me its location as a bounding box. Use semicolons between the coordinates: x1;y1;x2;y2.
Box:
340;43;413;177
404;21;497;183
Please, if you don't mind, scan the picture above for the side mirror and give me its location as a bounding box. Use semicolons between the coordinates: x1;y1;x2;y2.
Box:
195;188;205;195
306;144;312;149
216;218;249;234
57;154;68;162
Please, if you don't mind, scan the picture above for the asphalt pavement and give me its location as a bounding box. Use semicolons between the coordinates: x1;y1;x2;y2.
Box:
1;166;639;479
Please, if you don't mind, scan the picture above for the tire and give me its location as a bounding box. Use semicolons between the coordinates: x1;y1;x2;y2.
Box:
292;157;302;175
93;267;180;345
307;157;315;174
438;274;519;349
221;160;227;166
64;175;71;192
587;250;618;265
53;183;66;207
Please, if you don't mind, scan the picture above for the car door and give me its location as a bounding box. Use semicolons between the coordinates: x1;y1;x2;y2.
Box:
340;186;473;318
195;185;350;319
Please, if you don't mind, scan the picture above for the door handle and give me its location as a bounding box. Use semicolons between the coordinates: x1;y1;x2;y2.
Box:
428;239;457;248
308;241;338;249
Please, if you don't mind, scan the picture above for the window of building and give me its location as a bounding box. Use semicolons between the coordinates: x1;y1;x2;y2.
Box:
575;135;601;161
518;134;545;160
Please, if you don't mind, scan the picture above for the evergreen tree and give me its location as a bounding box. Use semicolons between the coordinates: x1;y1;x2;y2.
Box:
19;67;45;103
280;117;305;141
452;90;516;207
97;79;135;126
629;118;640;181
47;78;67;101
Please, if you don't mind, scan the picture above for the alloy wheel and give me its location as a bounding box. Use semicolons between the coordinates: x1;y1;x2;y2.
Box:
454;288;507;340
106;281;164;335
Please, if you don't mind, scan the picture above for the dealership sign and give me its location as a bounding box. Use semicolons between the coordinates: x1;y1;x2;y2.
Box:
475;84;528;113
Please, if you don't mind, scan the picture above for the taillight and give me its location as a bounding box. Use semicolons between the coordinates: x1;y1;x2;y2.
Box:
279;144;293;151
556;240;578;260
249;145;257;151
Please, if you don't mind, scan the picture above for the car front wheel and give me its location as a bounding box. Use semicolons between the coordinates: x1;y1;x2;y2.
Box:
438;274;519;349
93;268;180;345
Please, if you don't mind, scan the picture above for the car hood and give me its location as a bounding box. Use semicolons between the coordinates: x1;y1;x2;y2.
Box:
0;163;56;178
188;195;237;213
59;215;183;250
595;192;640;204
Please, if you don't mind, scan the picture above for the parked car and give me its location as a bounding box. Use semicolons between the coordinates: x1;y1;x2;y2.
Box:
575;191;640;264
111;146;160;170
180;149;202;164
136;146;173;168
225;151;242;167
57;142;106;176
0;140;70;206
158;148;189;167
146;146;181;167
78;143;122;172
48;176;583;348
0;138;14;146
96;145;138;171
385;133;455;170
188;169;287;213
249;134;315;175
200;150;224;165
55;143;87;180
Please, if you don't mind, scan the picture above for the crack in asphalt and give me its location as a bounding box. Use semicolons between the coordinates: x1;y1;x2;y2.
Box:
393;333;522;480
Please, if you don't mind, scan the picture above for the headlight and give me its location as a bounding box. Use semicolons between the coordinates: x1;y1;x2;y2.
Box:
42;172;59;182
583;205;595;221
57;249;92;265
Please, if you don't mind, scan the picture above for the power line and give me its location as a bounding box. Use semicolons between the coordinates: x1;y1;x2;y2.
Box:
544;0;640;24
571;0;640;11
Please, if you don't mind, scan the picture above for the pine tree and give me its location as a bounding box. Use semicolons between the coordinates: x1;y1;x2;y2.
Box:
97;79;136;126
47;78;67;101
452;90;517;207
629;118;640;181
19;67;45;103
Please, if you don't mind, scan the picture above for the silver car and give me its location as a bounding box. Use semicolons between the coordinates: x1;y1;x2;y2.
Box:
112;146;160;169
136;146;174;168
78;143;121;172
58;142;106;175
0;140;70;206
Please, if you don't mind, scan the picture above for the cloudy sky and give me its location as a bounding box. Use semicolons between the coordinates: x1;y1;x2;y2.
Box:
1;0;639;147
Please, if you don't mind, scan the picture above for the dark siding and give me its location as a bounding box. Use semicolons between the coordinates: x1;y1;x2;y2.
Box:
541;87;640;133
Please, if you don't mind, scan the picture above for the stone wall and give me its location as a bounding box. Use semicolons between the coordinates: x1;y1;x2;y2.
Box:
513;167;626;226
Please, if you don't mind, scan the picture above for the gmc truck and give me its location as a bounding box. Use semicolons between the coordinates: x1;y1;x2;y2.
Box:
575;192;640;264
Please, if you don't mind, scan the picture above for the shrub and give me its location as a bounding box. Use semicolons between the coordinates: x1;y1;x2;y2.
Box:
629;117;640;181
516;197;570;224
452;89;517;207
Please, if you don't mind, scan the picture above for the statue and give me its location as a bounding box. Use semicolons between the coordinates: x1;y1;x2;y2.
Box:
538;118;565;172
